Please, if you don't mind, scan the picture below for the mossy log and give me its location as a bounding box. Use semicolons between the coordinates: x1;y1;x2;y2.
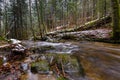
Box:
74;16;111;31
47;16;112;36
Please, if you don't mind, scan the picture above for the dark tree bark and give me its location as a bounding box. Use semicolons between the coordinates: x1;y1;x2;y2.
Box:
29;0;36;39
0;0;2;36
35;0;43;39
111;0;120;40
9;0;28;39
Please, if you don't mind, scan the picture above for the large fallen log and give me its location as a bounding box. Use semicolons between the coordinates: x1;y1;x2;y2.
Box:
47;16;112;36
74;16;112;31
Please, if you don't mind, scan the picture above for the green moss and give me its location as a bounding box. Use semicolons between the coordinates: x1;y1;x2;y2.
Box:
57;76;68;80
0;36;7;41
46;53;78;66
31;53;83;77
31;60;49;72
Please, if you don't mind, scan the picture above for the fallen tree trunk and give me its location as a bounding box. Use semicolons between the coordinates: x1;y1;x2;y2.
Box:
74;16;111;31
47;16;112;36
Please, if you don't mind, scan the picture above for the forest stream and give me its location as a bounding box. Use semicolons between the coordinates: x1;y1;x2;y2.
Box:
0;0;120;80
0;40;120;80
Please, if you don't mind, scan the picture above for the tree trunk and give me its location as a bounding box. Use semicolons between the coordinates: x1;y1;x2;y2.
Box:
0;18;1;36
111;0;120;40
35;0;43;39
29;0;35;39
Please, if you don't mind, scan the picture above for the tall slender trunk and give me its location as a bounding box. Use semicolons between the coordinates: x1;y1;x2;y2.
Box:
4;0;8;37
111;0;120;40
92;0;95;20
0;1;1;36
29;0;35;38
104;0;107;16
35;0;43;38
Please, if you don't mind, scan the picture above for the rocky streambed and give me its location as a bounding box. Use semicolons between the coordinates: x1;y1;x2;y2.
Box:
0;40;120;80
0;40;84;80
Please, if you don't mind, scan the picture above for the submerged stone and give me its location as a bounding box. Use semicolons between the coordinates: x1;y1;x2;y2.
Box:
31;60;49;74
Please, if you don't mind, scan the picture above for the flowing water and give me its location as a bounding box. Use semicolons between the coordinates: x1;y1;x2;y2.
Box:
0;41;120;80
72;41;120;80
22;41;79;54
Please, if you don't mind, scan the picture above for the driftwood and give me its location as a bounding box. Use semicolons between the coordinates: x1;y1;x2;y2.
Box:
49;57;66;78
50;63;66;78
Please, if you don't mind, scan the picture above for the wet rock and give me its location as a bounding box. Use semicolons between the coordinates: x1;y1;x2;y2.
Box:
8;39;21;44
0;56;3;66
8;49;28;61
31;66;38;73
6;42;29;61
21;63;29;71
31;60;49;74
43;54;81;79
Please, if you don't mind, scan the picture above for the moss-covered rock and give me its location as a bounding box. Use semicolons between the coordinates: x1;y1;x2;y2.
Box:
30;53;84;78
31;60;49;74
